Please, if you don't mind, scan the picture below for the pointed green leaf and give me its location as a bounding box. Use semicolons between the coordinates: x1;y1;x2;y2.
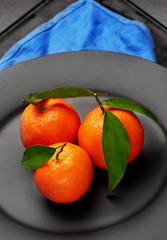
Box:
21;145;57;170
26;93;43;103
27;93;38;101
102;109;130;195
102;98;157;120
22;93;42;104
102;98;167;138
24;87;107;103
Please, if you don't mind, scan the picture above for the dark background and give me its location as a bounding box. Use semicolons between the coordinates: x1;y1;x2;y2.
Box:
0;0;167;67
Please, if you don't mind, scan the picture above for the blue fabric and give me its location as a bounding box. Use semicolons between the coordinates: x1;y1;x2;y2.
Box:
0;0;156;71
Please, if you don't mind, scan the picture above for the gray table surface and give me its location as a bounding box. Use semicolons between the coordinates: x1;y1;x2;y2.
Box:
0;0;42;33
130;0;167;27
1;0;167;31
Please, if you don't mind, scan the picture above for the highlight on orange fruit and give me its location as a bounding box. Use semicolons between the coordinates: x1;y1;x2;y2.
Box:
33;142;94;203
78;105;144;169
20;98;81;148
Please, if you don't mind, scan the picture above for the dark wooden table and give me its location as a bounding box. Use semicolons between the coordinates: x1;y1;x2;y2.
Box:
0;0;167;67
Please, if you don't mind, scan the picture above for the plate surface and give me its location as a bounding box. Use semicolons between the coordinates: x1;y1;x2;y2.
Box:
0;51;167;240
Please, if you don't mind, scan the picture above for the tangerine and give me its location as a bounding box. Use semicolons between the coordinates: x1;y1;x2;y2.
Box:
20;98;81;148
33;142;94;203
78;105;144;169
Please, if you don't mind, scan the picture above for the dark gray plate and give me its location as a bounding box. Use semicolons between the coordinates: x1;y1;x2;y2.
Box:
0;51;167;240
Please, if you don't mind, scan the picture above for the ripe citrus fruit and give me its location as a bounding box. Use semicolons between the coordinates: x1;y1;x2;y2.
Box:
78;105;144;169
33;142;94;203
20;98;81;148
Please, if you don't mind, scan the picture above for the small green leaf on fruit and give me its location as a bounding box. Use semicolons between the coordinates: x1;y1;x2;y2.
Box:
27;93;38;101
22;145;57;170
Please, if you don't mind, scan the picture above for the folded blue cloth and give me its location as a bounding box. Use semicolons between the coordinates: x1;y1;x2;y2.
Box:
0;0;156;71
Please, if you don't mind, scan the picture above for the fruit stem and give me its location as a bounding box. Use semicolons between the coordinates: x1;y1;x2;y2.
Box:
55;142;67;162
94;93;104;114
22;100;46;112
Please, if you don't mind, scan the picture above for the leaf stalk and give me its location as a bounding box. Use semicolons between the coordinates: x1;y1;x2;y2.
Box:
22;100;46;112
94;93;104;113
55;142;67;162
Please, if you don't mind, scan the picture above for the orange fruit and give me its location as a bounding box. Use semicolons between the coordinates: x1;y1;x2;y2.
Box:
78;105;144;169
33;142;94;203
20;98;81;148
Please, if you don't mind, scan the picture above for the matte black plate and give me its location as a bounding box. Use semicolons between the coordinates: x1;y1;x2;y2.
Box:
0;51;167;240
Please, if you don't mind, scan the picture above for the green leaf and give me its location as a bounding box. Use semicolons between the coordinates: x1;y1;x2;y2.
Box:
21;145;57;170
24;87;107;103
27;93;43;103
22;93;42;104
27;93;38;101
102;98;167;138
102;109;130;195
